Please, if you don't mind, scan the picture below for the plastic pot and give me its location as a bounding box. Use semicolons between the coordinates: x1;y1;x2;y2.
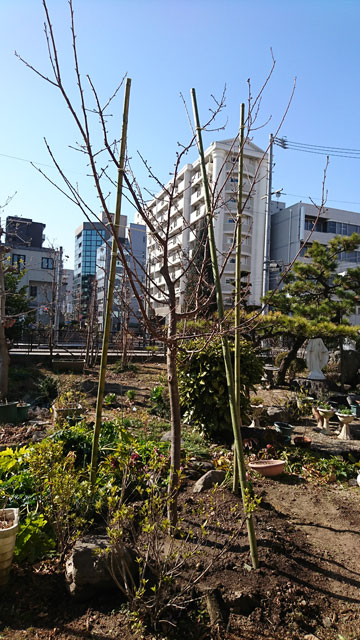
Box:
0;402;18;424
16;403;31;422
0;508;19;586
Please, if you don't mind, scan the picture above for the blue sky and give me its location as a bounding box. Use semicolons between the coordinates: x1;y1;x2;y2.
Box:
1;0;360;265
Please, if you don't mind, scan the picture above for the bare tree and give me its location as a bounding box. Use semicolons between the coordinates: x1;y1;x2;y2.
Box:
16;1;294;536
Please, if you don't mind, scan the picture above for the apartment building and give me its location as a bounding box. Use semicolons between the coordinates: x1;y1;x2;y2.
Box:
5;215;62;326
270;201;360;322
146;138;268;317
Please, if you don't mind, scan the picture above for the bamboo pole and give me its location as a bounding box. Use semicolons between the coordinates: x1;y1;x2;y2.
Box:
90;78;131;485
233;103;245;494
191;89;258;569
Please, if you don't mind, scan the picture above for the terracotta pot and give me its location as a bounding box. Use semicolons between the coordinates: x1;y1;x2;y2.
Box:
293;435;312;448
248;459;286;477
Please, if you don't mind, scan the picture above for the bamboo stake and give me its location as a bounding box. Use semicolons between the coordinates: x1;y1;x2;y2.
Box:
191;89;258;569
233;103;245;494
90;78;131;485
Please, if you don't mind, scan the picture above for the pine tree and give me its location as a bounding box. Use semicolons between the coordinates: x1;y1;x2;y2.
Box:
264;233;360;384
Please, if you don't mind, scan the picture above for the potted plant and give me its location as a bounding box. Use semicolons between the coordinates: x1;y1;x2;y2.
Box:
316;402;335;435
274;421;294;444
0;401;18;424
16;401;31;422
51;390;84;423
336;406;353;440
0;507;19;586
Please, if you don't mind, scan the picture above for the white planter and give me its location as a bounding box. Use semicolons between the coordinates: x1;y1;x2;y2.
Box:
317;407;334;435
336;413;353;440
249;405;263;428
51;404;83;422
0;508;19;586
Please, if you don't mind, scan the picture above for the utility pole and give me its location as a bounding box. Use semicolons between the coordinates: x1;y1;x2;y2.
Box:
262;133;273;309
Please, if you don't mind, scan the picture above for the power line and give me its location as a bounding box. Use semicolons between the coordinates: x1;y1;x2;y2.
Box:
0;151;85;175
282;192;360;207
274;137;360;160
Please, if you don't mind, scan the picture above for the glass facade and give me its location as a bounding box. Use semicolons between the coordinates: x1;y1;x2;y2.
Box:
305;217;360;236
74;223;108;321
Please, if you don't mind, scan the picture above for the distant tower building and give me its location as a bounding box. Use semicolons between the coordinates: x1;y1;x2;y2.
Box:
73;221;109;323
96;220;146;334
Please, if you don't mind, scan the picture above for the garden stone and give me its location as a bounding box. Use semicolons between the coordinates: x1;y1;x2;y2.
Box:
195;461;214;471
266;406;290;424
161;430;184;444
31;430;47;442
65;535;137;600
193;469;225;493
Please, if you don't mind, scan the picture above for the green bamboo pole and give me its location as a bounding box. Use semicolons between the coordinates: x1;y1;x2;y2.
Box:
233;103;245;494
191;89;258;569
90;78;131;486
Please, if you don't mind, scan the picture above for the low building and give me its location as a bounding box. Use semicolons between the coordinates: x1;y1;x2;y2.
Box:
270;201;360;323
5;215;63;327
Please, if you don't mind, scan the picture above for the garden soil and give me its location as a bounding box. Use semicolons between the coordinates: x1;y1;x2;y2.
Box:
0;365;359;639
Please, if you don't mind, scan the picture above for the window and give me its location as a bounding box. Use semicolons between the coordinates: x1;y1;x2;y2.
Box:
29;285;37;298
12;254;26;270
41;257;54;269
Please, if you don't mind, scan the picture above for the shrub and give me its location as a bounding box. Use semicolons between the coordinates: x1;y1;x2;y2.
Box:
149;385;170;418
104;392;117;406
36;375;58;404
177;337;263;441
27;440;92;554
112;360;138;374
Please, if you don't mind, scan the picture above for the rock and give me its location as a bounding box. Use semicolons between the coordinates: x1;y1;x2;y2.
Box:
322;616;333;628
226;591;259;615
196;461;214;471
192;469;226;493
31;430;47;442
266;406;290;424
304;635;320;640
65;535;137;600
160;431;184;445
348;478;358;487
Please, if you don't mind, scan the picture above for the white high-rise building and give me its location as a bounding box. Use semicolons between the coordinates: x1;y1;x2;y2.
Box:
146;138;268;316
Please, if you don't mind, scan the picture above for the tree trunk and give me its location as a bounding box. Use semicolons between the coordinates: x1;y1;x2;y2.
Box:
166;308;182;528
276;336;305;386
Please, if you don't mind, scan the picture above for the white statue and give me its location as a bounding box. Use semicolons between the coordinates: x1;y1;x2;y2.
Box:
306;338;329;380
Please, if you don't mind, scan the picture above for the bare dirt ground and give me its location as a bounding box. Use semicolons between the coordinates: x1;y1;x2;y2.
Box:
1;365;360;639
